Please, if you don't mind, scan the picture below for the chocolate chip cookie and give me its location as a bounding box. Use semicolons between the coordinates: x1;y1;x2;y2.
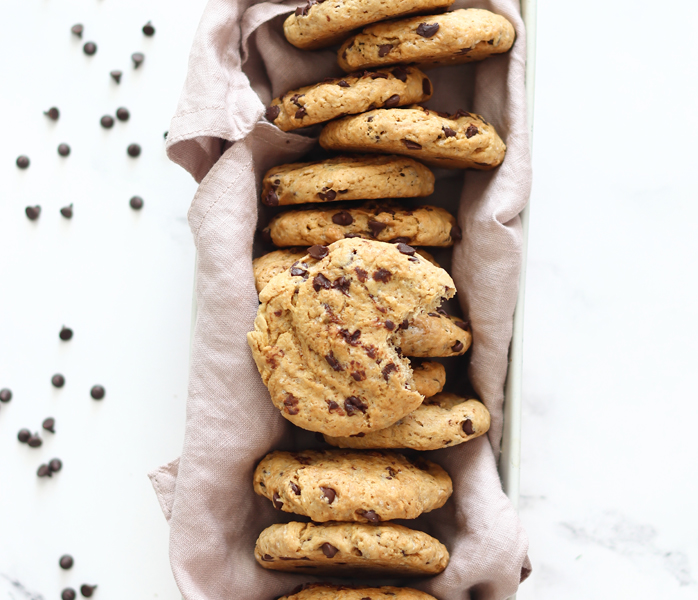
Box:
261;155;434;207
410;360;445;398
283;0;455;50
253;449;452;522
338;8;515;71
319;105;506;169
265;201;458;247
399;311;471;357
279;584;437;600
325;393;490;450
265;68;433;132
247;238;455;436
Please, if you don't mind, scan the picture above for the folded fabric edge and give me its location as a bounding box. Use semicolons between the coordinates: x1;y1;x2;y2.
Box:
148;457;181;522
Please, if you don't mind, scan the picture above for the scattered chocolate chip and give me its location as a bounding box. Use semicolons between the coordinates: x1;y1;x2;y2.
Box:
71;24;83;38
365;345;377;359
83;42;97;56
384;320;395;331
127;195;144;211
396;243;416;256
16;155;30;169
462;419;475;435
37;464;52;478
290;94;304;107
290;266;307;277
49;458;63;472
100;115;114;129
350;370;365;381
142;21;156;36
450;224;463;241
399;318;409;330
321;543;339;558
354;267;367;282
61;589;76;600
272;492;283;510
372;268;391;283
384;94;400;108
308;245;329;260
452;341;464;353
127;143;141;157
59;555;74;570
332;211;353;226
331;276;351;296
416;22;440;37
60;205;73;219
453;109;472;119
327;400;340;413
381;363;397;381
42;418;56;433
27;434;43;448
317;189;336;201
465;124;479;138
422;78;432;96
90;385;105;400
262;554;274;562
320;486;336;503
357;509;380;523
325;353;343;371
116;107;130;121
401;139;422;150
57;143;71;157
45;107;60;120
25;206;41;220
391;66;409;81
367;220;387;238
378;44;393;57
58;326;74;342
283;394;299;415
264;104;281;123
131;52;145;68
80;585;97;598
290;482;301;495
18;429;31;443
295;107;307;119
443;126;456;138
344;396;367;416
455;320;470;330
337;79;350;87
110;70;122;84
339;328;361;345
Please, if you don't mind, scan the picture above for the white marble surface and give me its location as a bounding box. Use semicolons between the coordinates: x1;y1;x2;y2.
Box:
1;1;697;599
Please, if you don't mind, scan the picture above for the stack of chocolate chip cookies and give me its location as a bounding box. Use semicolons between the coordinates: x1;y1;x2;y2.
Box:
247;1;515;597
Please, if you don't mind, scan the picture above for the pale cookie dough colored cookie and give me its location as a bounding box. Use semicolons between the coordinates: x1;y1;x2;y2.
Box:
256;521;449;576
325;393;490;450
265;68;433;132
261;154;434;207
247;238;455;436
279;584;437;600
283;0;455;50
253;449;452;522
320;105;506;169
338;9;515;71
410;360;445;398
400;311;471;357
266;201;457;247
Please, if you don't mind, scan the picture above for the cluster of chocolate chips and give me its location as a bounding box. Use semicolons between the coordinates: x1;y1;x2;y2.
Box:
59;555;97;598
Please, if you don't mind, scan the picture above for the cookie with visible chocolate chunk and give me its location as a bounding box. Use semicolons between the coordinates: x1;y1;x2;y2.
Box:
253;450;452;522
265;68;433;132
320;105;506;169
338;8;515;71
265;201;457;247
278;584;438;600
325;393;490;450
410;360;445;397
261;154;434;207
257;521;449;576
283;0;455;50
400;311;471;357
247;238;455;436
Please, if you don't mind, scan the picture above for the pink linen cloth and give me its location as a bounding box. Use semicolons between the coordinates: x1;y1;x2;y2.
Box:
150;1;532;598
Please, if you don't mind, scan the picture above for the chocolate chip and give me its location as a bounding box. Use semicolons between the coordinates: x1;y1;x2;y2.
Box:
416;22;440;37
130;196;144;210
451;224;463;241
422;78;432;96
100;115;114;129
456;47;472;55
262;554;274;562
263;189;278;206
391;66;409;81
325;353;343;371
372;268;391;283
327;400;340;412
453;109;472;119
384;94;400;108
60;205;73;219
142;21;155;36
37;464;51;478
59;555;74;570
45;107;60;120
16;155;30;169
386;466;397;478
80;585;97;598
366;116;373;122
381;363;397;381
25;206;41;220
428;312;440;318
321;543;339;558
264;104;280;123
290;482;301;495
90;385;105;400
350;370;365;381
488;38;495;45
127;144;141;157
116;107;130;121
354;268;367;282
384;320;395;331
378;44;393;57
272;492;283;510
290;266;307;277
370;72;389;80
357;509;380;523
18;429;31;443
131;52;145;68
344;396;367;416
284;394;299;415
443;126;456;137
57;143;71;157
42;418;56;433
396;243;415;256
455;320;470;330
71;24;83;38
466;124;479;138
110;70;122;84
49;458;63;472
320;486;336;503
295;107;307;119
337;80;350;87
462;419;475;435
367;220;387;238
401;139;422;150
59;326;73;341
339;328;361;345
331;276;351;296
365;345;377;359
83;42;97;56
399;319;409;330
332;211;353;226
452;341;464;353
318;189;336;201
308;245;329;260
62;589;76;600
27;435;43;448
389;237;411;244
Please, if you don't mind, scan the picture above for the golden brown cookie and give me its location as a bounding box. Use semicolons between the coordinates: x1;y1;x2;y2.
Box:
261;155;434;207
320;105;506;169
338;9;515;71
283;0;455;50
278;584;437;600
265;68;433;132
253;449;452;522
410;360;445;398
399;312;471;357
265;201;458;247
325;393;490;450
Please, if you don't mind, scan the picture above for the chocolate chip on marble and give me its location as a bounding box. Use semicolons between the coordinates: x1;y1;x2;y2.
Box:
325;353;343;371
25;206;41;220
60;205;73;219
422;78;431;96
127;144;141;157
401;139;422;150
45;107;60;120
321;543;339;558
42;418;56;433
372;268;391;283
37;464;52;478
320;486;336;503
452;341;464;353
416;22;440;37
80;584;97;597
318;188;336;201
396;243;415;256
27;435;43;448
462;419;475;435
308;245;329;260
59;326;73;341
384;94;400;108
90;385;105;400
284;394;299;415
100;115;114;129
57;143;71;157
18;429;31;443
116;107;130;121
367;220;387;238
378;44;393;57
131;52;145;68
142;21;156;36
71;24;83;38
128;196;144;210
110;70;122;84
59;555;74;570
83;42;97;56
381;363;397;381
49;458;63;472
384;320;395;331
443;126;456;137
465;124;479;138
61;589;76;600
16;155;30;169
391;66;409;81
272;492;283;510
344;396;366;416
332;211;353;226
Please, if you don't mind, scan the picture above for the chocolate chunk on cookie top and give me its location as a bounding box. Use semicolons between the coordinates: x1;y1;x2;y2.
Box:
261;155;434;206
338;8;515;71
278;584;438;600
266;68;433;132
320;105;506;169
247;238;455;436
284;0;455;50
254;450;452;522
